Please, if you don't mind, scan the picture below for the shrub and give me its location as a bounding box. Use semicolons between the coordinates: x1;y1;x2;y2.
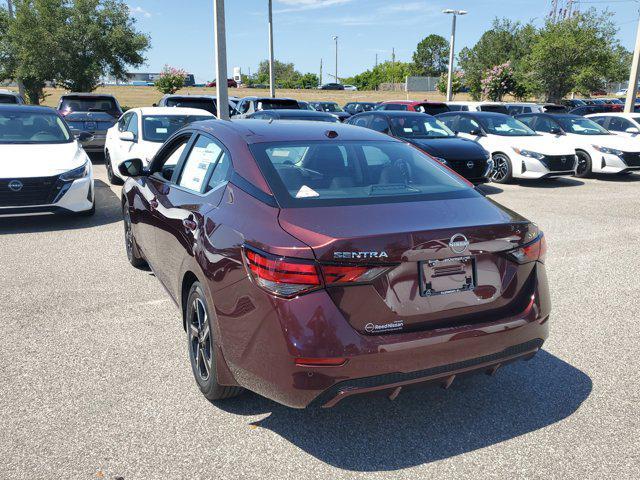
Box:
155;65;186;95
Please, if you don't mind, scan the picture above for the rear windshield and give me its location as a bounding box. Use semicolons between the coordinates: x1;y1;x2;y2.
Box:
315;103;343;112
60;96;118;113
165;97;216;114
415;104;450;115
256;99;299;110
0;94;19;104
250;140;476;207
478;105;509;114
0;111;71;144
142;115;212;142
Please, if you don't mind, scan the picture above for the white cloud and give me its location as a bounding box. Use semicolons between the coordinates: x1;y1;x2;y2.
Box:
129;6;152;18
275;0;353;14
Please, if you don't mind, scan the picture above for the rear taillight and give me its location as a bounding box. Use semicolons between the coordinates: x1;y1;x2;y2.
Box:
508;235;547;264
245;249;320;298
244;248;390;298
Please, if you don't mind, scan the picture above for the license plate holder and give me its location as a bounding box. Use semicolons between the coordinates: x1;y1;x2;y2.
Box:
419;256;476;297
84;121;97;131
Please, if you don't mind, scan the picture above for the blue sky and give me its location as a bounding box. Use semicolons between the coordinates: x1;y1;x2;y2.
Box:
88;1;640;81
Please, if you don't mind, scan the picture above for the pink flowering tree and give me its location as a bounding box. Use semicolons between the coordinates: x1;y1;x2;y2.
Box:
481;62;517;101
437;71;465;97
155;65;187;94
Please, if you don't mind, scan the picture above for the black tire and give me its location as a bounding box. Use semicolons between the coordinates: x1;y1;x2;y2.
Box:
491;153;513;184
574;150;592;178
106;150;124;186
185;282;244;401
122;201;149;270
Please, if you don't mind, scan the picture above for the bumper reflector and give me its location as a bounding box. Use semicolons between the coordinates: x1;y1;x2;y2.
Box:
295;357;348;367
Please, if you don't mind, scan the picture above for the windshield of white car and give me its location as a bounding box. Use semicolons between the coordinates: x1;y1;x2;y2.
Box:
479;115;537;136
142;115;212;142
555;116;610;135
389;116;456;139
0;111;72;144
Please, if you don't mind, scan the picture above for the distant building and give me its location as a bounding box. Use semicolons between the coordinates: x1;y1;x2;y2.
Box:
104;72;196;87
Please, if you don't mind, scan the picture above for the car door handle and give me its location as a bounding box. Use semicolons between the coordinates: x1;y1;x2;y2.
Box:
149;198;158;210
183;217;198;231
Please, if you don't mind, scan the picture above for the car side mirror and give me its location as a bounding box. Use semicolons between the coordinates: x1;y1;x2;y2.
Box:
549;127;563;135
119;131;136;142
469;128;483;136
118;158;146;178
626;127;639;134
76;131;94;142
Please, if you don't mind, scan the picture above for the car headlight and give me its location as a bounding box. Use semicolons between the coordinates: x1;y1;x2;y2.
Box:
592;145;624;156
512;148;545;160
60;161;90;181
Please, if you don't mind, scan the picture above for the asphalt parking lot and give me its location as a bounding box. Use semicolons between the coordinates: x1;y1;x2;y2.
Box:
1;156;639;479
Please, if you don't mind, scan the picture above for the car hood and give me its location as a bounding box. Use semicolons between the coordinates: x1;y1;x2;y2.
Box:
407;137;488;160
489;134;575;155
0;142;87;178
567;133;640;152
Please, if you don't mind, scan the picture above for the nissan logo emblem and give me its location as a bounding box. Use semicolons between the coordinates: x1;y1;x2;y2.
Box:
449;233;470;254
466;161;474;169
8;180;23;192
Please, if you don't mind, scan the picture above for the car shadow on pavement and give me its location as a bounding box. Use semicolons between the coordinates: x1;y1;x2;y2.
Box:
216;350;591;471
0;179;121;234
592;172;640;182
515;177;584;188
476;184;503;195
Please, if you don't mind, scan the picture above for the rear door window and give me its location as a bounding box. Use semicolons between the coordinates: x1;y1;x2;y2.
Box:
0;94;19;104
350;114;371;128
176;135;227;193
607;117;634;132
369;116;390;133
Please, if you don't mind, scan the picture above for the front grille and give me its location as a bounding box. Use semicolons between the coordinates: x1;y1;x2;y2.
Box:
621;152;640;167
540;155;576;171
0;175;65;207
447;158;489;179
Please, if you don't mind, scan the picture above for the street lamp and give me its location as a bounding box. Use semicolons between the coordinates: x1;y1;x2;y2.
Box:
333;36;339;84
443;9;467;102
268;0;275;98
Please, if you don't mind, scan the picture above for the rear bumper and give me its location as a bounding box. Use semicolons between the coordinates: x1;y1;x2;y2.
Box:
216;263;551;408
80;134;107;152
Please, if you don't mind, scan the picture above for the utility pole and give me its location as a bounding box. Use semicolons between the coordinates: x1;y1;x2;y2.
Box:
333;36;339;84
268;0;275;98
375;53;378;68
391;47;395;87
319;58;323;86
625;14;640;113
6;0;26;100
443;9;467;102
214;0;229;120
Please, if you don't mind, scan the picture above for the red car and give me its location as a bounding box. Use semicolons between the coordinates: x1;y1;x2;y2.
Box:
118;120;550;408
376;100;450;115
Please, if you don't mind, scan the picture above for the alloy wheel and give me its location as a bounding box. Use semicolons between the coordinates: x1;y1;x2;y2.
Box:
123;207;134;262
189;298;212;381
576;152;589;176
491;156;509;182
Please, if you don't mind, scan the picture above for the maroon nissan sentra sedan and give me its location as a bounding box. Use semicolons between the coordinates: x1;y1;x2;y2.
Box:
118;119;550;408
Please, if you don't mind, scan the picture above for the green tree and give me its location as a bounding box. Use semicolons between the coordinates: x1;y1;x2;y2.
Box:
436;71;464;96
349;61;414;90
524;9;621;101
412;34;449;77
299;73;319;89
0;0;149;102
458;18;536;100
155;65;186;94
57;0;150;92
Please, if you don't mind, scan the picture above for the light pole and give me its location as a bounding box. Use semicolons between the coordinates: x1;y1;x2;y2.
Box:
625;14;640;113
443;9;467;102
214;0;229;120
333;36;339;84
268;0;275;98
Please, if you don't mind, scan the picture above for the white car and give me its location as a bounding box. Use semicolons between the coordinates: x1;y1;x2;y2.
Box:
446;101;509;114
586;112;640;140
104;107;214;184
615;89;628;98
436;111;577;183
343;84;358;91
518;113;640;177
0;105;95;215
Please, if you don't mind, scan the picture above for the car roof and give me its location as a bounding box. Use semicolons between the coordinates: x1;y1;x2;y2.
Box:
258;109;336;117
0;104;57;114
162;94;217;100
365;110;435;118
585;112;635;117
192;119;402;145
439;111;509;117
0;89;20;95
240;96;297;102
447;101;504;106
133;107;215;116
61;92;117;98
